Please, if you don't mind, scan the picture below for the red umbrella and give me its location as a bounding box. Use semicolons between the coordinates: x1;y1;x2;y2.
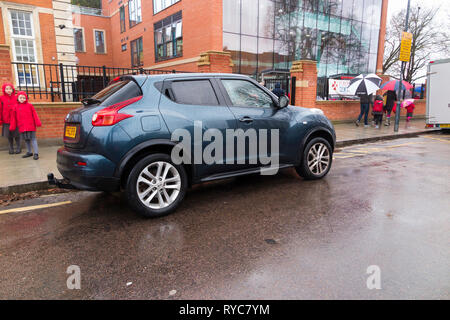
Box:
380;80;413;91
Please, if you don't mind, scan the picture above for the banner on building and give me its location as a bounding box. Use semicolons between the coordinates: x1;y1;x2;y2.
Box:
328;79;352;96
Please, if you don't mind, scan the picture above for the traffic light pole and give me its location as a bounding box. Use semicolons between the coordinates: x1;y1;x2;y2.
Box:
394;0;411;132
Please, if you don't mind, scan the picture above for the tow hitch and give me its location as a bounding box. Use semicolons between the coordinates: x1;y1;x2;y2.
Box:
47;173;77;190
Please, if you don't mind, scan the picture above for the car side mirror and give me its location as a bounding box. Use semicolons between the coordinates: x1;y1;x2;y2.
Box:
279;95;289;108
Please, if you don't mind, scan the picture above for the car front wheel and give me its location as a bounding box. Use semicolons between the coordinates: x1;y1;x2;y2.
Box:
295;137;332;180
126;153;187;218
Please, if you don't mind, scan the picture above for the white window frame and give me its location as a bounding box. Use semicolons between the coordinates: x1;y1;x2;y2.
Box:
93;29;107;54
8;9;40;87
73;27;86;53
128;0;142;28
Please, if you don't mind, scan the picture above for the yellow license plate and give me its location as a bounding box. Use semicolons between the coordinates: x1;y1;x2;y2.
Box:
65;126;77;138
440;124;450;128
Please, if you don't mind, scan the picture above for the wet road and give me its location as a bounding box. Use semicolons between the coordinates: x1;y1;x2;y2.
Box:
0;133;449;299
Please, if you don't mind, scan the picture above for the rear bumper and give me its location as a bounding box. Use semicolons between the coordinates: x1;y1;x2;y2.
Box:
55;147;120;192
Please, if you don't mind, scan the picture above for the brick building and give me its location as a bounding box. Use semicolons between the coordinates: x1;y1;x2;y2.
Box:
0;0;76;85
73;0;388;77
1;0;389;95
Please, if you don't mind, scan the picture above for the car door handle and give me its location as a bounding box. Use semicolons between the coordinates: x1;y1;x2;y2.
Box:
239;116;253;123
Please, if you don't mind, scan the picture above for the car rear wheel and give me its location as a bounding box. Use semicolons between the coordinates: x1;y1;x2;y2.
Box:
126;153;187;218
295;137;332;180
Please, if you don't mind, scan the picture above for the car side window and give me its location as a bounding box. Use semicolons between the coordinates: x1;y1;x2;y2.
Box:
170;80;219;106
221;79;274;108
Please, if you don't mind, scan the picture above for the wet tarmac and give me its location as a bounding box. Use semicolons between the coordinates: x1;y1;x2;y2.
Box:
0;133;449;299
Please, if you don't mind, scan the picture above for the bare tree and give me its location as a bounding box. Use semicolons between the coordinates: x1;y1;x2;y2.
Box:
383;6;450;82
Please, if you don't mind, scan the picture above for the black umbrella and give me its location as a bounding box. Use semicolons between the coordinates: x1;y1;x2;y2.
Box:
347;73;382;95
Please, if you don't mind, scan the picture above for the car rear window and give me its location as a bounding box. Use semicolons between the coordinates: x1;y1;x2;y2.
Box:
92;80;142;106
171;80;219;106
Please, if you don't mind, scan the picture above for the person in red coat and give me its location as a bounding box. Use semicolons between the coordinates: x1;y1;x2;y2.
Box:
405;102;415;122
9;91;41;160
0;82;21;154
372;95;384;128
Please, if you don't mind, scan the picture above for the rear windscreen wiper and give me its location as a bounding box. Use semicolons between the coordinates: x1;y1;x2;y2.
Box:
81;97;101;106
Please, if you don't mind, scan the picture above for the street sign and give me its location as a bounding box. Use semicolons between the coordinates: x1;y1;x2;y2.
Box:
399;31;413;62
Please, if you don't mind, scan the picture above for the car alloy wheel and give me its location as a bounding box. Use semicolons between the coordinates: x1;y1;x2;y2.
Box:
307;142;330;176
136;161;181;209
295;137;332;180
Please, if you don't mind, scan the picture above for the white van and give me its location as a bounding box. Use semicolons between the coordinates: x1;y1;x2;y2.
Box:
426;59;450;128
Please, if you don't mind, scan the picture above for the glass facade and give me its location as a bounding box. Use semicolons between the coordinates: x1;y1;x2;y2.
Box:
223;0;382;78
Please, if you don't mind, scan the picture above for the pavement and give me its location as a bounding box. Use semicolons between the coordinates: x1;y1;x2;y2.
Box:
0;118;438;193
0;134;449;299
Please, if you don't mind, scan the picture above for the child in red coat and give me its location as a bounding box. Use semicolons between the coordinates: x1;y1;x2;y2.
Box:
372;95;384;128
9;92;41;160
0;82;21;154
405;102;415;122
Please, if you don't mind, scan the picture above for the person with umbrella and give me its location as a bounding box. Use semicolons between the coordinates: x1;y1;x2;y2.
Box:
383;90;397;126
347;74;382;127
402;98;415;122
380;80;413;126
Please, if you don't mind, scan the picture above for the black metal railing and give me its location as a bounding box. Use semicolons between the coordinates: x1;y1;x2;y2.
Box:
317;77;328;100
11;62;186;102
264;78;291;96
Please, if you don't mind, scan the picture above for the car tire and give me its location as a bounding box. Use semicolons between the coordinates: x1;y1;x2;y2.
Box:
126;153;188;218
295;137;333;180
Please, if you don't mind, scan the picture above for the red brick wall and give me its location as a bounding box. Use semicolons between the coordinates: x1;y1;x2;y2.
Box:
0;98;427;141
0;8;5;44
94;0;222;70
198;51;232;73
316;99;427;121
291;60;318;109
33;103;80;139
73;13;113;67
0;45;13;84
39;12;58;65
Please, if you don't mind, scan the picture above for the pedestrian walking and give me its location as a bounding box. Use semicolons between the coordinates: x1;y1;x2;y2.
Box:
402;99;416;122
9;92;41;160
355;93;373;127
0;82;21;154
383;90;397;126
272;83;286;98
372;95;384;128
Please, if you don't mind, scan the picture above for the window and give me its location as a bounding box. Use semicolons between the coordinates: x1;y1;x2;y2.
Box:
128;0;142;28
122;43;127;51
221;80;274;108
154;11;182;61
130;37;143;67
10;10;39;86
120;6;126;33
74;28;84;52
92;80;142;107
94;30;106;53
153;0;180;14
170;80;219;106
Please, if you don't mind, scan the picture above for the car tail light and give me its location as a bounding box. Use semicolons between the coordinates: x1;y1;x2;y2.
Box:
92;96;142;126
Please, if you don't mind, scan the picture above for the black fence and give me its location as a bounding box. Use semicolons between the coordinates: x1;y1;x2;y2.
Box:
11;62;187;102
317;77;329;100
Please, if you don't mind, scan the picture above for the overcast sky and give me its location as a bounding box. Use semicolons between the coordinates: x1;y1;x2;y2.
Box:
386;0;450;82
387;0;450;19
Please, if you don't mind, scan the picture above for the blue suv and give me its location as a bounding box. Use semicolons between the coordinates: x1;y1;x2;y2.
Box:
49;74;335;217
